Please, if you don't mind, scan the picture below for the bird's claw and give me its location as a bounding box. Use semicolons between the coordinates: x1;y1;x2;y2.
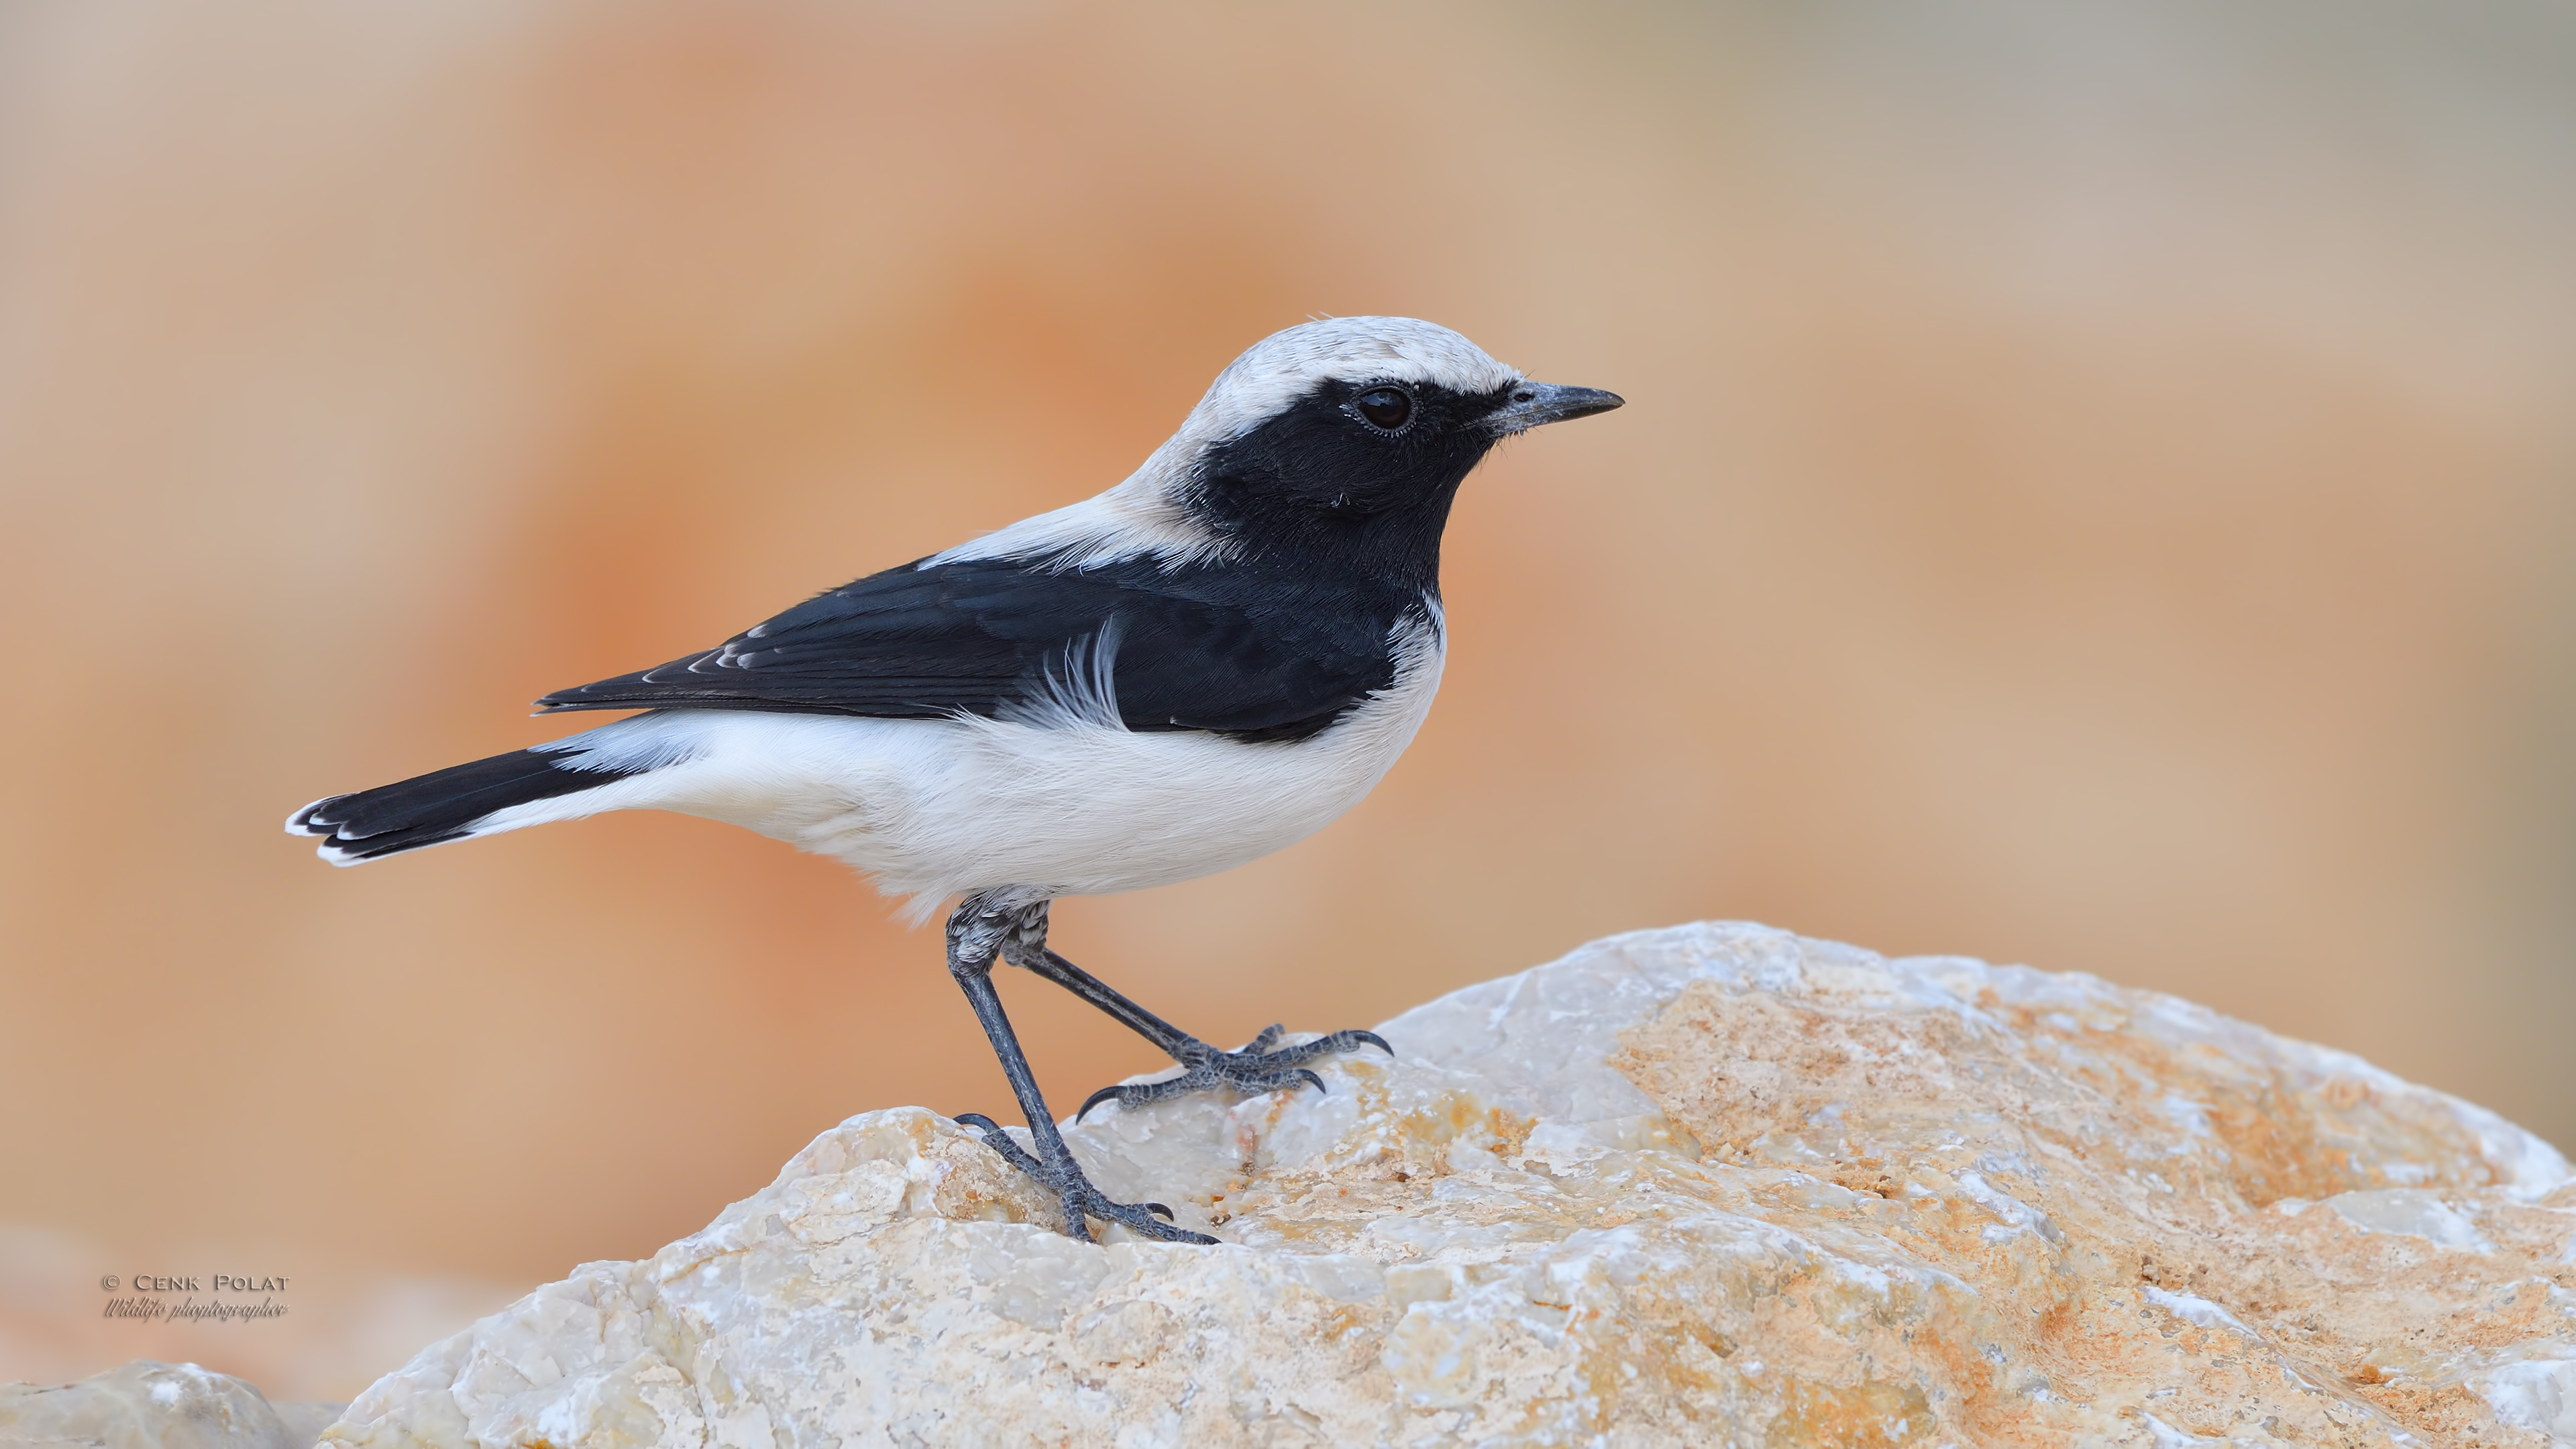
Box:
954;1114;1216;1245
1073;1025;1394;1122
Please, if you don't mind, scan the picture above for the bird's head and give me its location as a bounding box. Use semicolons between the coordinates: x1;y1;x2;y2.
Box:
934;317;1620;579
1164;317;1621;564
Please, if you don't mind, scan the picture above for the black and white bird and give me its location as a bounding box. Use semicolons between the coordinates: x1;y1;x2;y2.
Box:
289;316;1621;1243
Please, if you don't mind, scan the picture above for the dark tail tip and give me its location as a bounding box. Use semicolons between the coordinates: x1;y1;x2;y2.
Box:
288;747;645;865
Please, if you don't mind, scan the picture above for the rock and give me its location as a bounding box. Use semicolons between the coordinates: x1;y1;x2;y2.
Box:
0;1359;343;1448
317;922;2576;1447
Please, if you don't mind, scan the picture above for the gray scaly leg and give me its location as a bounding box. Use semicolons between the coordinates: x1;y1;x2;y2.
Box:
945;890;1216;1244
994;902;1393;1122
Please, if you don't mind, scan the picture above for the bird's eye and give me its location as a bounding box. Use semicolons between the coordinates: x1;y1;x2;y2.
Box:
1353;386;1413;431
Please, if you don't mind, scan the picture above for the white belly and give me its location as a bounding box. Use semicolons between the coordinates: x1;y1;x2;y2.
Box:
490;614;1444;920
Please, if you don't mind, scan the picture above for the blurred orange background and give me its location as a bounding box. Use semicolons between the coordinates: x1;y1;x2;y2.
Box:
4;0;2572;1401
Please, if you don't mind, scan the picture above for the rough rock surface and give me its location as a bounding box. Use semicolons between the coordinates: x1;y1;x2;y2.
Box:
0;1359;342;1448
321;923;2576;1447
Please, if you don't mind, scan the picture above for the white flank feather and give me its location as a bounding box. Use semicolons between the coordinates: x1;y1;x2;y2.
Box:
459;608;1446;921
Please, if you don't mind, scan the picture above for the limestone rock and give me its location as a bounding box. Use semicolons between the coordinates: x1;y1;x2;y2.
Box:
0;1359;343;1448
319;923;2576;1446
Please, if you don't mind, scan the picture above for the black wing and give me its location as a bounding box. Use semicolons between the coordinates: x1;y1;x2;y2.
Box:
535;557;1415;743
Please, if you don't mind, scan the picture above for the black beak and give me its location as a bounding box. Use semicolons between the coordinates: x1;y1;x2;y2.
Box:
1484;381;1625;437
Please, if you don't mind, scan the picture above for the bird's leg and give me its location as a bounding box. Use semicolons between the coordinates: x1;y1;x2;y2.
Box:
944;890;1216;1245
996;902;1393;1123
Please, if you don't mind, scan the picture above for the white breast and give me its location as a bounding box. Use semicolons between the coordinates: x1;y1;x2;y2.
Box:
497;610;1446;920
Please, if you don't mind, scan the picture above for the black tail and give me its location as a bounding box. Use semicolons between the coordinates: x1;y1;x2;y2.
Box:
287;746;647;864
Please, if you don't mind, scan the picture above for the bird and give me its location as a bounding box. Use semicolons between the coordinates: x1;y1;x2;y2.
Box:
288;315;1622;1244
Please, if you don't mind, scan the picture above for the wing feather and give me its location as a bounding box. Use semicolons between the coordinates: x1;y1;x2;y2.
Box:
535;557;1411;743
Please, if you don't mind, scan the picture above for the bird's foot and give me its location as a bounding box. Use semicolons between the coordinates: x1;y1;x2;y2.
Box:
953;1112;1218;1245
1075;1024;1393;1121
